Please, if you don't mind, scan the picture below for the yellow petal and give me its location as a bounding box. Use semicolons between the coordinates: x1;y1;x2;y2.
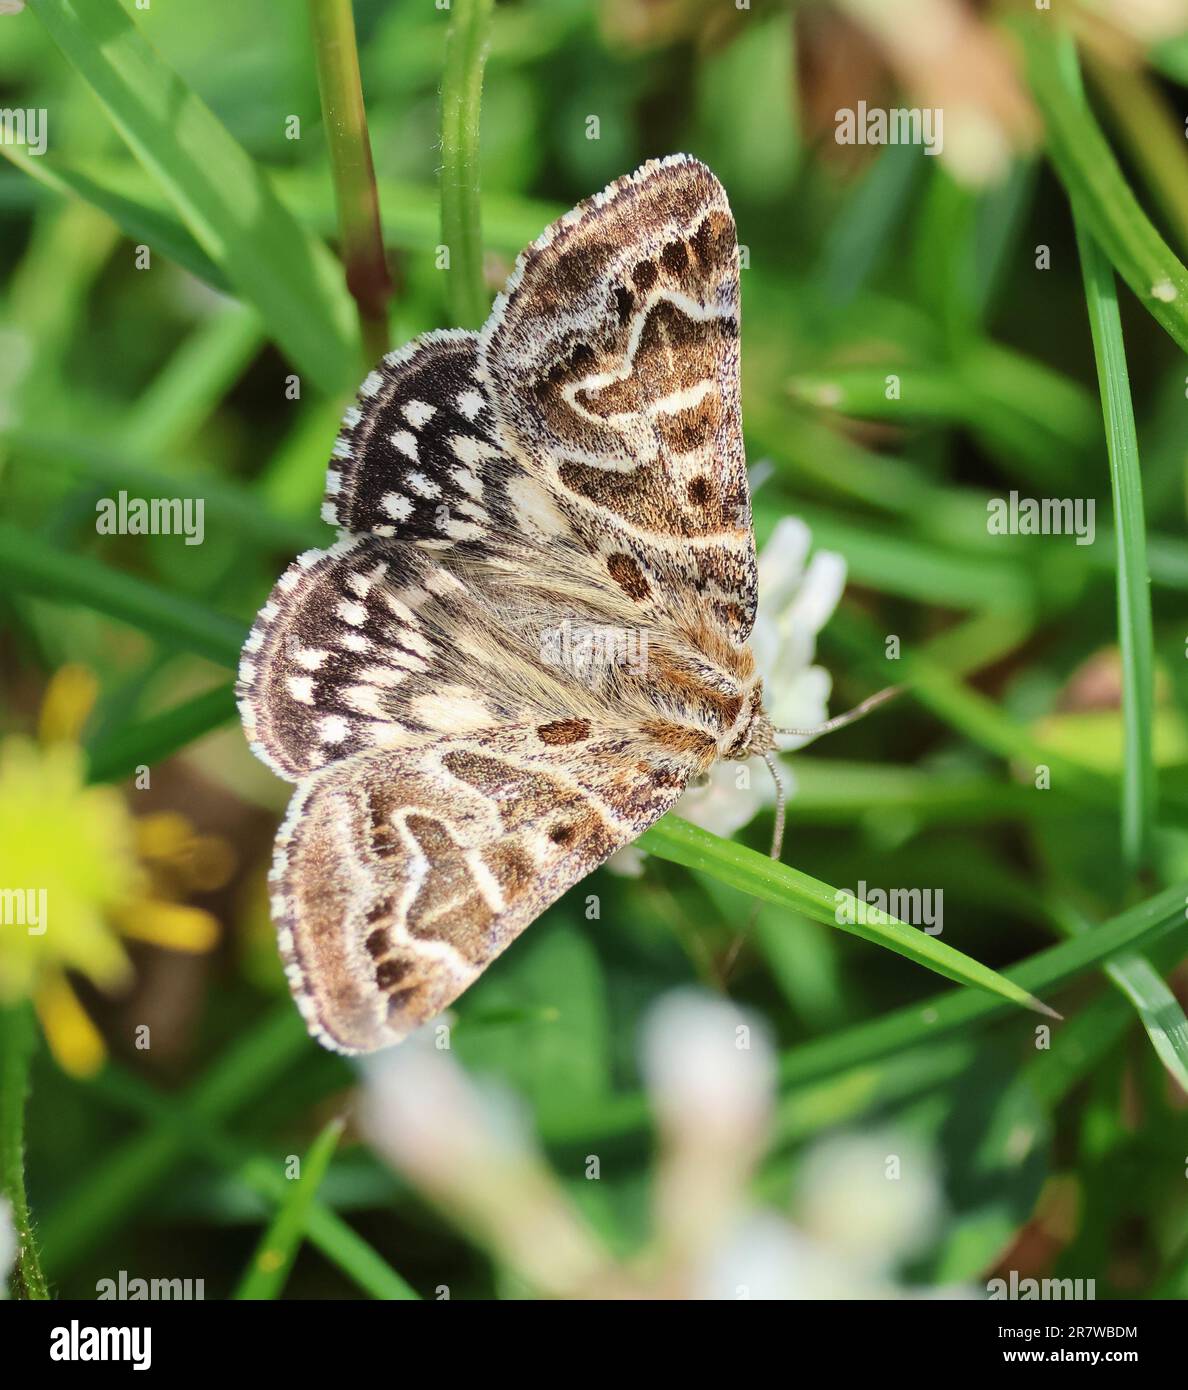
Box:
135;814;235;890
38;665;99;745
134;812;194;861
178;835;236;892
35;974;106;1078
116;900;220;953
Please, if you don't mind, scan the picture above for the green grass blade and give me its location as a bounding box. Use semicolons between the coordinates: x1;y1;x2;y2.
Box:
0;523;242;668
542;888;1188;1150
1087;51;1188;257
1049;899;1188;1092
0;1004;51;1299
776;880;1188;1091
1024;17;1188;353
440;0;493;328
639;816;1058;1017
234;1117;344;1300
1075;235;1156;874
0;144;228;290
26;0;359;389
231;1150;418;1300
85;683;235;784
3;427;323;554
120;303;263;456
87;1065;419;1300
1101;953;1188;1091
40;1008;308;1272
1061;40;1157;878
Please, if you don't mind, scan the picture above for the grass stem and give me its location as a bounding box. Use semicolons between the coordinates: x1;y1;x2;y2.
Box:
440;0;493;329
1060;37;1157;881
0;1003;50;1299
308;0;393;366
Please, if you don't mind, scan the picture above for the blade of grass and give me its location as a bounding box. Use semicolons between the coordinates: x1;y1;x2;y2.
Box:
815;142;921;305
0;143;228;290
1085;49;1188;258
229;1149;418;1300
26;0;359;388
639;815;1058;1017
440;0;493;328
40;1006;308;1271
1060;39;1157;879
120;302;264;457
2;427;323;554
774;879;1188;1092
1023;16;1188;353
539;883;1188;1148
1058;909;1188;1093
308;0;392;365
35;157;563;264
0;523;243;668
89;1066;418;1300
824;607;1183;824
234;1116;344;1299
84;683;236;783
754;498;1037;610
0;1004;50;1299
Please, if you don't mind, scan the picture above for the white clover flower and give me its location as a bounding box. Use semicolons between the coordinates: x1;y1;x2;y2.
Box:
607;515;845;871
696;1212;861;1300
358;1027;609;1295
794;1128;944;1275
357;1023;534;1187
642;989;777;1265
641;988;776;1143
752;516;847;750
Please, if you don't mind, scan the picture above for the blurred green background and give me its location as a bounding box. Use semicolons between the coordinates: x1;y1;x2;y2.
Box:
2;0;1188;1300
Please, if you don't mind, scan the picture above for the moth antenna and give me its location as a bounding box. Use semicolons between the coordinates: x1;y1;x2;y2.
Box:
773;684;901;740
720;750;786;984
762;749;786;864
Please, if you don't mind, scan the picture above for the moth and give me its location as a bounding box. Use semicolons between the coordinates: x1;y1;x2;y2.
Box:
239;155;794;1053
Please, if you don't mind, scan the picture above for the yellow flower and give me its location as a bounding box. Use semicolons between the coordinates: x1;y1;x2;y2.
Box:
0;667;227;1077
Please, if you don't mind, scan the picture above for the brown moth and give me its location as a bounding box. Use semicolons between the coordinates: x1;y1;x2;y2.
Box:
237;155;775;1053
